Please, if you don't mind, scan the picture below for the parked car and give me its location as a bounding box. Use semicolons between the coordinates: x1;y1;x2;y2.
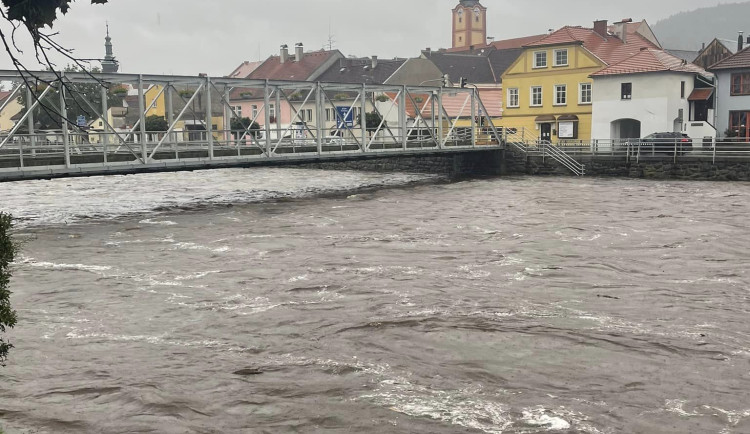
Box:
640;132;692;155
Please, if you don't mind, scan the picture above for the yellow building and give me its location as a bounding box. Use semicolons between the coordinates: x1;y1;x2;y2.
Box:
142;85;226;139
0;91;23;132
500;20;660;143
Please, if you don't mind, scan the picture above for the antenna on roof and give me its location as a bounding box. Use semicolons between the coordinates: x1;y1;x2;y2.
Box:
326;19;336;51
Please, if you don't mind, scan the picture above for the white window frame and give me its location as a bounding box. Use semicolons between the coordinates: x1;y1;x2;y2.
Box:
533;51;547;69
553;49;569;67
530;86;543;107
579;83;592;105
554;84;567;106
507;88;519;108
251;105;258;119
232;105;242;117
269;104;276;119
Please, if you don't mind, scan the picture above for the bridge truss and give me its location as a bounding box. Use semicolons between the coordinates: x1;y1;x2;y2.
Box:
0;70;504;181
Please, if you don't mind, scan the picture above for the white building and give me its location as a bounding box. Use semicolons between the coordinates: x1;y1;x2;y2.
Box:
591;49;715;145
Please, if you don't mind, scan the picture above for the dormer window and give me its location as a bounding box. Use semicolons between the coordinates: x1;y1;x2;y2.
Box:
554;49;568;67
534;51;547;68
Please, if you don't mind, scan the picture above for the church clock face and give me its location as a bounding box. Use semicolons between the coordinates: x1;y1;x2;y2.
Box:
474;7;481;18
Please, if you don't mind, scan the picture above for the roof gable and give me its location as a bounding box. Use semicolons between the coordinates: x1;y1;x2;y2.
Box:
710;45;750;70
525;22;660;65
248;50;343;81
422;50;497;84
316;58;406;85
592;49;711;77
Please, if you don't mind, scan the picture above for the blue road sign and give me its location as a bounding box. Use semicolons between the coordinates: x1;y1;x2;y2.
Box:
335;106;354;129
76;115;87;127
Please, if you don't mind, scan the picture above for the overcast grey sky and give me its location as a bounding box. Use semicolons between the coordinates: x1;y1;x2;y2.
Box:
0;0;733;76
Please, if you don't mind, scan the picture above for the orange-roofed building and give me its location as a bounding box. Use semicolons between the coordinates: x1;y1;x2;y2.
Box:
499;19;661;142
590;49;715;142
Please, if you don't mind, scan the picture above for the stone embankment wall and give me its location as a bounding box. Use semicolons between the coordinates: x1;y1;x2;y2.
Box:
505;152;750;180
286;150;505;177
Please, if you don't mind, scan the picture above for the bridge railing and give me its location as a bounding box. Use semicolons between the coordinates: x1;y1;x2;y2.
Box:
0;69;505;176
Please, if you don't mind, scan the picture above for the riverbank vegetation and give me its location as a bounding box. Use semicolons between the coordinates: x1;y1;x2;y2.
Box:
0;212;17;365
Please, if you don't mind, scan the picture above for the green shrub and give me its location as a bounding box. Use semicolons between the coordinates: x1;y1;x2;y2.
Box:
0;212;17;366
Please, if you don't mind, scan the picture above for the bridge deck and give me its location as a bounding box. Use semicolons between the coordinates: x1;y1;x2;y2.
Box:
0;70;506;181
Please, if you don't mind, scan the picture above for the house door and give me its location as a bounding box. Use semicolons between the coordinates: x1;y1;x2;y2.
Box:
540;123;552;142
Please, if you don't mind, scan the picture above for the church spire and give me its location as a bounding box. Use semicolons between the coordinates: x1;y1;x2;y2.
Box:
101;23;120;73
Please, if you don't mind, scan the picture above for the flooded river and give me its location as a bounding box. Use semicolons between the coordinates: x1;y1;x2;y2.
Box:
1;169;749;433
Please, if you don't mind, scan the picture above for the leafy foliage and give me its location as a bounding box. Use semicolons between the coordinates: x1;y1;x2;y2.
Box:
230;117;260;138
17;65;122;129
358;111;384;132
0;212;17;366
2;0;109;42
145;115;168;132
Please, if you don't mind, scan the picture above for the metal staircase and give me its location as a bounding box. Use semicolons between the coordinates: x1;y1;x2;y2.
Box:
504;129;585;176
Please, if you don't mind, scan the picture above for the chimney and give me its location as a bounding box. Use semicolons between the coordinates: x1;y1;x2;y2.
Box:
739;32;745;52
371;55;378;69
280;44;289;64
295;43;304;62
593;20;608;37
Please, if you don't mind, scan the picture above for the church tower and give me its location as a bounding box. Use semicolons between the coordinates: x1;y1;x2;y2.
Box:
101;24;120;73
452;0;487;50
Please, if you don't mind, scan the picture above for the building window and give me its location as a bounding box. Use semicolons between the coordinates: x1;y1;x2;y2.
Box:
325;108;333;122
507;88;519;108
251;105;258;119
232;105;242;117
579;83;592;104
621;83;632;100
554;84;567;105
531;86;543;106
534;51;547;68
731;73;750;95
305;109;313;122
681;81;686;99
269;104;276;119
553;49;568;67
729;111;750;138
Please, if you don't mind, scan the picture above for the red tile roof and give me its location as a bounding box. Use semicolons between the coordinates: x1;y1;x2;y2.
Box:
491;34;547;50
248;50;341;81
525;25;659;65
688;88;714;101
444;34;547;53
0;91;11;104
227;61;263;79
391;88;502;119
591;49;711;77
710;46;750;70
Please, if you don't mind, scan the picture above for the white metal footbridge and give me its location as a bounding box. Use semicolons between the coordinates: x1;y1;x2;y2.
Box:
0;70;515;181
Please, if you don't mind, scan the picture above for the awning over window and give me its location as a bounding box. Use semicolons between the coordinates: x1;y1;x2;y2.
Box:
557;114;579;122
534;115;556;122
688;88;714;101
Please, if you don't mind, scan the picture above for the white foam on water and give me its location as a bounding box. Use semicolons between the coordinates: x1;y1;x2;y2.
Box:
288;274;309;283
664;399;702;417
1;168;439;228
138;219;177;226
522;406;571;430
361;378;512;434
172;242;230;254
64;329;252;352
174;270;221;281
18;257;112;274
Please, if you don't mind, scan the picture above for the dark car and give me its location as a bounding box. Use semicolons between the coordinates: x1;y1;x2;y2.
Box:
641;132;693;155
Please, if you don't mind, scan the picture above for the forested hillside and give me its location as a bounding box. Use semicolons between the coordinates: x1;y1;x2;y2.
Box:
653;2;750;50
